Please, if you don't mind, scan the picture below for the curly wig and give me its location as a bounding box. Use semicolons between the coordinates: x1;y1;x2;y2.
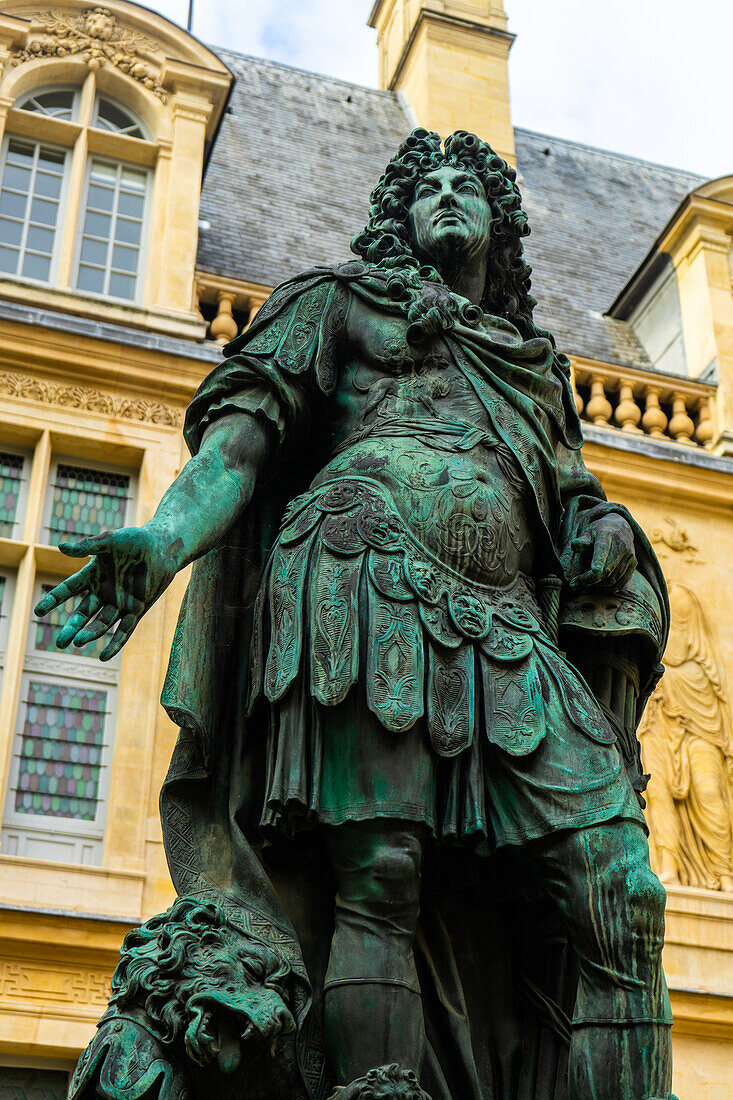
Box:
352;128;564;363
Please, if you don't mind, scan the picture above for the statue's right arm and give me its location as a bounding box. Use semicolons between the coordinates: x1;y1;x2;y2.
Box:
34;412;271;662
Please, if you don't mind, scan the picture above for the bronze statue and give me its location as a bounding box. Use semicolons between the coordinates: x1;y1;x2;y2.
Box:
39;130;676;1100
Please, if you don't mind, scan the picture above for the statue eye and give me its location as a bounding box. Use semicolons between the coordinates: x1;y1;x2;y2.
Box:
458;181;479;195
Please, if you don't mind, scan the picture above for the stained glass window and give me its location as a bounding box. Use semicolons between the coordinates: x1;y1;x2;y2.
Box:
47;462;130;545
0;139;67;282
0;450;24;537
0;1067;69;1100
14;679;108;821
75;159;148;301
34;583;108;660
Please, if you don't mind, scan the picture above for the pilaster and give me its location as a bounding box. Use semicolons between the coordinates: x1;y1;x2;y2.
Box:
660;197;733;454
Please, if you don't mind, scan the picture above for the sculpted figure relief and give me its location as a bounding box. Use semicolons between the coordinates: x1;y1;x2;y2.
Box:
640;582;733;892
40;131;676;1100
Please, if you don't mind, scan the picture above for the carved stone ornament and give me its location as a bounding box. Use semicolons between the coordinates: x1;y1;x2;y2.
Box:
640;583;733;892
650;517;702;564
0;370;183;426
10;7;167;102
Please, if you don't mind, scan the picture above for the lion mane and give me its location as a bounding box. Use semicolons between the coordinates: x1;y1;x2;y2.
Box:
110;897;291;1056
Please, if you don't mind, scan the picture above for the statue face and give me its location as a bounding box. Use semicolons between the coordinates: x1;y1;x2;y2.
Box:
408;165;492;269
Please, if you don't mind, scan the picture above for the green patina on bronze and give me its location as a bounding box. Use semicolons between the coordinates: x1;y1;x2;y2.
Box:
37;130;678;1100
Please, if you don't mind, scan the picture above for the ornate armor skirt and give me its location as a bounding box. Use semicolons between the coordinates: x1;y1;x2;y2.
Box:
248;476;644;848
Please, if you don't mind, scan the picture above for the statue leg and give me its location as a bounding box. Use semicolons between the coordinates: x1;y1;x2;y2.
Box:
322;819;427;1084
524;817;673;1100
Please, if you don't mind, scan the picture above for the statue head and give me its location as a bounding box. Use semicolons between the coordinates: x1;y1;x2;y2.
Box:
352;129;537;335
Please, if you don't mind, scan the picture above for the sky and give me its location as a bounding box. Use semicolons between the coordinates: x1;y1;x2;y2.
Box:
151;0;731;179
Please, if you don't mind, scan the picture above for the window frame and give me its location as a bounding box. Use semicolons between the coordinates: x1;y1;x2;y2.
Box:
92;94;149;141
0;133;72;288
72;153;152;305
15;84;81;123
2;589;121;862
40;452;138;549
0;443;33;541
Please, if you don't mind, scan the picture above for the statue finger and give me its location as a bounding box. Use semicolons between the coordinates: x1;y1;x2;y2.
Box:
100;613;139;661
56;594;103;649
73;604;120;645
33;564;95;617
57;533;112;558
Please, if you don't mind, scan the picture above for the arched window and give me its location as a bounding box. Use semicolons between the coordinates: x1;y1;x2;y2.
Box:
0;82;152;302
17;88;77;121
93;97;147;140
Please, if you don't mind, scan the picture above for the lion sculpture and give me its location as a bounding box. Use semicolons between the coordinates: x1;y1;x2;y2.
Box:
68;897;298;1100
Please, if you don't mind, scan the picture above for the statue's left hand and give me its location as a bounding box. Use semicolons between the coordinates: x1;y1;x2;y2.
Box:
568;513;636;592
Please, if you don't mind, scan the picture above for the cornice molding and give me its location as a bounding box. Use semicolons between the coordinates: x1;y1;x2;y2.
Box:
387;10;514;90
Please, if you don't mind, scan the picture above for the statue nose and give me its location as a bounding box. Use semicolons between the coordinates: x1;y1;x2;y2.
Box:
438;188;457;207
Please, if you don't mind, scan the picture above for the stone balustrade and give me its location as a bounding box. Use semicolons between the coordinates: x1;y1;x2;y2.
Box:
195;275;271;343
572;361;716;448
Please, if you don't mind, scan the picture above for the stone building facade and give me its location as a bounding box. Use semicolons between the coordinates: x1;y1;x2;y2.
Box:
0;1;730;1096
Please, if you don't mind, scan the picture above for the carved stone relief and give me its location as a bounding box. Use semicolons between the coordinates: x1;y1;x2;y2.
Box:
640;581;733;892
10;7;167;101
0;370;184;426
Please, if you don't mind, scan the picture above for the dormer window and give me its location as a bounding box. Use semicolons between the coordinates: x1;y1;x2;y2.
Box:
0;82;151;302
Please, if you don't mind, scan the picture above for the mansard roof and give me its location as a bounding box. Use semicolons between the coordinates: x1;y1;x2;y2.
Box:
199;49;705;369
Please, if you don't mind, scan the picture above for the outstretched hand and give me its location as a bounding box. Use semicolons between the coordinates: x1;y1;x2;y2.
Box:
567;514;636;593
34;525;180;661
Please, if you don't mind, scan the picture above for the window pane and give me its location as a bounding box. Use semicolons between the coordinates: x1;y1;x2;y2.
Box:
26;225;54;254
21;253;50;281
29;196;58;226
87;183;114;212
34;583;107;660
0;245;18;273
19;90;75;120
109;272;136;299
111;243;138;272
117;190;144;218
80;237;108;266
76;264;105;293
3;164;32;192
121;167;147;192
0;451;25;537
35;171;63;199
47;463;130;544
90;161;117;185
0;217;23;247
0;191;27;219
7;141;35;166
115;216;141;246
14;680;108;821
83;210;111;238
38;148;67;170
95;98;145;140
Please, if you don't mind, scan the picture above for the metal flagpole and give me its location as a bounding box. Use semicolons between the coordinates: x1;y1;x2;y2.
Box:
187;0;194;32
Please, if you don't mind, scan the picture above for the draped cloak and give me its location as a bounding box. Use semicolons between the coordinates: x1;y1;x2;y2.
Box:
158;263;669;1100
